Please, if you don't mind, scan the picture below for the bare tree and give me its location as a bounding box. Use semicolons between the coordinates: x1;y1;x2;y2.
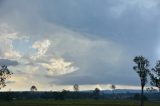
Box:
133;56;149;106
0;65;12;89
73;84;79;92
149;60;160;92
30;85;37;91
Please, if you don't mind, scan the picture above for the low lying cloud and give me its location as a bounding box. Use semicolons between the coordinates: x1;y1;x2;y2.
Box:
6;81;16;84
0;59;19;66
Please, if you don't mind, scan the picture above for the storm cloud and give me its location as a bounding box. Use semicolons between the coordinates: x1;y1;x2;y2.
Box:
0;0;160;91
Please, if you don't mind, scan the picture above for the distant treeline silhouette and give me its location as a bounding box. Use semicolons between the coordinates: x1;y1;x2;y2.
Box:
0;91;157;101
1;91;160;101
0;91;101;100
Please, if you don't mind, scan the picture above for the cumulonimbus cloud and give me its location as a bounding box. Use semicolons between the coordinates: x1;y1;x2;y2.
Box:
40;58;79;76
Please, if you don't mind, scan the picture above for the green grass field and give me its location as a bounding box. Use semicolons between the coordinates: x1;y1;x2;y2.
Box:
0;99;160;106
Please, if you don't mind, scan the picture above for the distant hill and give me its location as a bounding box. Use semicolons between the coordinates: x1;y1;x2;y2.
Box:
81;89;158;94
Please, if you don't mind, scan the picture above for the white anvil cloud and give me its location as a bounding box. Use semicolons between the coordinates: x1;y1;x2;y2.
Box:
40;58;79;76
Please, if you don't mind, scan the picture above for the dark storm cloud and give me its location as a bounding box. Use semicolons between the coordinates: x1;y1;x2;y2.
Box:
0;0;160;86
1;0;159;53
0;0;159;41
0;59;19;66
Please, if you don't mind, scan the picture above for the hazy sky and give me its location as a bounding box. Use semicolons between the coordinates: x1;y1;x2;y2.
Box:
0;0;160;91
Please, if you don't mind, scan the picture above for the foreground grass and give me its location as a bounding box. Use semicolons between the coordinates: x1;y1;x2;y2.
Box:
0;99;160;106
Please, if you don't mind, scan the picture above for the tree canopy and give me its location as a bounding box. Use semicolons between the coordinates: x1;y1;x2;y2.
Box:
0;65;12;89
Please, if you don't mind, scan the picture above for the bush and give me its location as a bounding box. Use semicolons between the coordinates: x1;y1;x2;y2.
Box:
0;92;13;101
133;93;148;101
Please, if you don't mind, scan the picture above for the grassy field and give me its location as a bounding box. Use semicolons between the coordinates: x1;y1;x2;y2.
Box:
0;99;160;106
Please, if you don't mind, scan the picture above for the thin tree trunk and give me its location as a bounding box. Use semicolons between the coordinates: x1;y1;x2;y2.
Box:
141;86;144;106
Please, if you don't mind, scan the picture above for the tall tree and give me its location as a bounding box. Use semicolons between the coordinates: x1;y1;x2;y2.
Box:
149;60;160;92
0;65;12;89
133;56;149;106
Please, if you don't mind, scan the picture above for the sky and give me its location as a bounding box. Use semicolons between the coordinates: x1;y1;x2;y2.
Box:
0;0;160;91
